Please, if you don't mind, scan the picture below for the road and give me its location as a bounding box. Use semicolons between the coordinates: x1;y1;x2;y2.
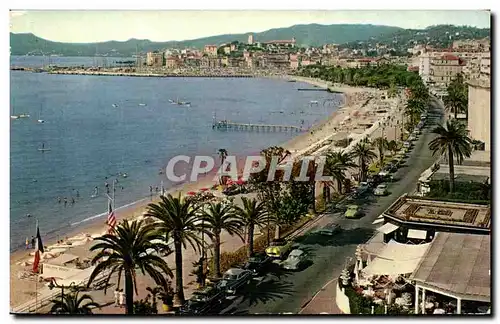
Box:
220;99;444;315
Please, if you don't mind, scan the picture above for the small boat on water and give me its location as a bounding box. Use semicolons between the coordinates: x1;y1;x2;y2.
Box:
310;100;319;105
18;114;30;118
138;103;147;106
112;104;118;108
170;98;191;107
37;119;45;123
38;143;50;152
11;115;19;119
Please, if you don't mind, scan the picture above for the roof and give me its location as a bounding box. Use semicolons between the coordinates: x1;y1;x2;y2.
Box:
441;54;460;61
289;249;304;256
410;232;490;302
48;253;79;266
264;40;296;44
384;195;490;231
362;240;431;276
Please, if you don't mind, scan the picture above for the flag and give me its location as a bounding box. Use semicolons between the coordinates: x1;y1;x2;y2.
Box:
107;198;116;233
32;222;44;273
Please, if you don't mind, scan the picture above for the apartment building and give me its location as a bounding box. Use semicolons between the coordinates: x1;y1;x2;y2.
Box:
429;54;465;86
467;78;491;151
165;56;181;69
146;51;164;67
203;45;218;57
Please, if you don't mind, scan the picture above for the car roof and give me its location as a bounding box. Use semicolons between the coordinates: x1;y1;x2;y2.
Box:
289;249;304;256
347;205;358;208
226;268;247;275
377;184;387;188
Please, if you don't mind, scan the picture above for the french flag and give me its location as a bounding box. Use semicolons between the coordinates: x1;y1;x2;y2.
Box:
32;222;44;273
107;198;116;234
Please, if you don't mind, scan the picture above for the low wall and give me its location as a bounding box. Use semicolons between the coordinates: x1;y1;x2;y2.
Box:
41;263;83;280
336;283;351;314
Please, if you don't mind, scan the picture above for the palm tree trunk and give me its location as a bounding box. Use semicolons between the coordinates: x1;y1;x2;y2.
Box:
125;271;134;314
454;105;458;119
214;232;221;278
173;240;184;306
247;225;254;257
448;149;455;193
337;178;343;194
274;223;281;240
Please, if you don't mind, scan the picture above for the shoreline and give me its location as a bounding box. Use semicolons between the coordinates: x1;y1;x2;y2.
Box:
10;76;385;309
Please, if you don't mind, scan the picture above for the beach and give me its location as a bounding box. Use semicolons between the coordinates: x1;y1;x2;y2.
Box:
10;77;401;312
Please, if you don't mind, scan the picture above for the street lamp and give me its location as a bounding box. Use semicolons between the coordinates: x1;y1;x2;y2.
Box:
48;279;78;303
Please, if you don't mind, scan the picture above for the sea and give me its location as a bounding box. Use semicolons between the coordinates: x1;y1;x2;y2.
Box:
10;56;343;252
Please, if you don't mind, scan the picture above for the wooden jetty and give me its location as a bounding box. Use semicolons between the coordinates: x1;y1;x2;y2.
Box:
212;120;305;133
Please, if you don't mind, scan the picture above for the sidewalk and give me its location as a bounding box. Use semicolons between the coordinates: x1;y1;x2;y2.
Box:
298;279;343;315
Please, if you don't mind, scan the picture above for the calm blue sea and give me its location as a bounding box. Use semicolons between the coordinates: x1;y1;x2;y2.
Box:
10;56;343;251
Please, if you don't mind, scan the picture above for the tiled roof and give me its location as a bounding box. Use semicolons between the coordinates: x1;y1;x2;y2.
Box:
441;54;460;61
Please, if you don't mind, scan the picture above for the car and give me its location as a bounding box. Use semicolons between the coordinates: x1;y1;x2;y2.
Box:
355;182;371;195
345;204;362;218
243;253;273;276
217;268;253;295
408;135;417;142
403;141;412;148
281;249;309;271
179;285;225;315
374;184;389;196
265;239;293;260
413;129;421;135
314;223;341;236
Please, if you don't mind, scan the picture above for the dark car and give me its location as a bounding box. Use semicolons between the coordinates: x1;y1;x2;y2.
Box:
243;253;273;276
217;268;253;295
179;286;225;315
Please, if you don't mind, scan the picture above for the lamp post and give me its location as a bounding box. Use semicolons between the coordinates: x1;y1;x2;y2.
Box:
48;279;77;304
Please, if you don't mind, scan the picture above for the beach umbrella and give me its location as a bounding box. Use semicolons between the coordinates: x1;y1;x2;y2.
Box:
199;188;209;192
187;191;196;196
236;178;245;185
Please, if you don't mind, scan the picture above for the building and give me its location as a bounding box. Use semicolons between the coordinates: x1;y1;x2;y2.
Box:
263;37;296;48
248;34;254;45
165;56;181;69
376;195;490;244
467;78;491;151
479;54;490;80
201;56;221;68
146;51;164;67
203;45;218;57
223;46;231;55
429;54;465;87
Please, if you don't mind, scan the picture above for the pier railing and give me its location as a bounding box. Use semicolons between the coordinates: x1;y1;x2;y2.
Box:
212;120;305;133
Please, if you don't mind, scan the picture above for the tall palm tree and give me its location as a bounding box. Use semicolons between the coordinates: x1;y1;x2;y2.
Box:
405;98;426;127
387;140;399;156
201;202;244;277
218;149;228;184
429;120;472;193
349;141;377;183
325;150;357;194
87;220;173;314
372;137;389;168
234;197;269;257
444;75;468;120
145;193;205;306
50;290;100;314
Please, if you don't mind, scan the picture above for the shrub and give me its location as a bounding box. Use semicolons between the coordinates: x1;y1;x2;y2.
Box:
427;179;491;202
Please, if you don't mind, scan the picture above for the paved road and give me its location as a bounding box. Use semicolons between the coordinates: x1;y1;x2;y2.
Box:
220;99;445;315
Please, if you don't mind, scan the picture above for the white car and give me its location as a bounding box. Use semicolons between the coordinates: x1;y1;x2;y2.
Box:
281;249;308;271
374;184;388;196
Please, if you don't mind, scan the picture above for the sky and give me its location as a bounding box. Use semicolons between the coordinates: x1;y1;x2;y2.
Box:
9;10;491;43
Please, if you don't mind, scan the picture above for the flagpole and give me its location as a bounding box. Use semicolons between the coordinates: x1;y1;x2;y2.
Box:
35;218;38;313
112;179;116;211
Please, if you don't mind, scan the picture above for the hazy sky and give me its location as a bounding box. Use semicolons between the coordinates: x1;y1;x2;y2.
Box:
10;10;491;43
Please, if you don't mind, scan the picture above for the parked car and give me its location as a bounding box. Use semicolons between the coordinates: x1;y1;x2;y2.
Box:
355;181;371;195
179;285;225;315
374;184;389;196
314;223;342;236
403;141;412;149
265;239;293;260
243;253;273;276
408;135;417;142
281;249;309;271
218;268;253;295
345;204;362;218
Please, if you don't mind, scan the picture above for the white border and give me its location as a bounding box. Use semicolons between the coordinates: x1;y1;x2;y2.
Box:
2;2;497;324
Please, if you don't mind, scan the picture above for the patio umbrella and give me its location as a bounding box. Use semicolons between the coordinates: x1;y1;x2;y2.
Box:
187;191;196;196
226;179;234;186
199;188;209;192
236;178;245;185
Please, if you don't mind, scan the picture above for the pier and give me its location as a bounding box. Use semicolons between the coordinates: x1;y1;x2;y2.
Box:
212;120;305;133
297;88;328;91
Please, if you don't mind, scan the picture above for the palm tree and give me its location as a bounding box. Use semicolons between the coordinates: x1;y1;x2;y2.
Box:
234;197;268;257
349;141;377;183
201;202;244;277
387;140;399;156
50;290;100;314
145;193;205;306
428;120;473;193
444;74;468;119
218;149;228;184
87;220;173;314
325;150;357;194
405;98;426;127
372;137;389;168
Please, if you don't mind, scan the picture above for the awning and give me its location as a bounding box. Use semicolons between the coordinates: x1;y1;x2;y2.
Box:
48;253;79;266
372;218;384;225
377;222;400;234
362;240;431;276
408;229;427;240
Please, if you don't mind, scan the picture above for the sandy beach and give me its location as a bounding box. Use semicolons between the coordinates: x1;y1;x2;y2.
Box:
10;77;399;312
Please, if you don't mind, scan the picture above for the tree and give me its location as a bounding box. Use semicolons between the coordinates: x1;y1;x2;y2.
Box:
325;150;357;194
428;120;473;193
145;193;205;306
387;140;399;156
201;202;244;277
372;137;389;167
50;290;100;314
444;73;468;119
218;149;229;185
87;220;173;314
350;141;377;182
234;197;269;257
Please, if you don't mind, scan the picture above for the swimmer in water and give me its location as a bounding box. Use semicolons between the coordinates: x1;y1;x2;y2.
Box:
76;190;80;198
26;213;31;218
64;197;68;207
71;197;75;205
57;197;61;203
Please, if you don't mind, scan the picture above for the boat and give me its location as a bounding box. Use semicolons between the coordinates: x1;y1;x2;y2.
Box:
138;103;147;106
38;143;50;152
310;100;319;105
112;104;118;108
11;115;19;119
18;114;30;118
37;103;44;123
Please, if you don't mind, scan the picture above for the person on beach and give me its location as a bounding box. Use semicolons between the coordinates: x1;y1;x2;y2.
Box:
57;197;61;204
121;186;124;191
64;197;67;207
71;197;75;205
114;289;119;307
119;290;125;308
25;237;30;249
155;186;159;193
105;182;109;194
31;236;35;249
76;190;80;198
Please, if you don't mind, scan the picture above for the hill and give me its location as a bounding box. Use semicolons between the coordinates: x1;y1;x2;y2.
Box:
10;24;403;57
